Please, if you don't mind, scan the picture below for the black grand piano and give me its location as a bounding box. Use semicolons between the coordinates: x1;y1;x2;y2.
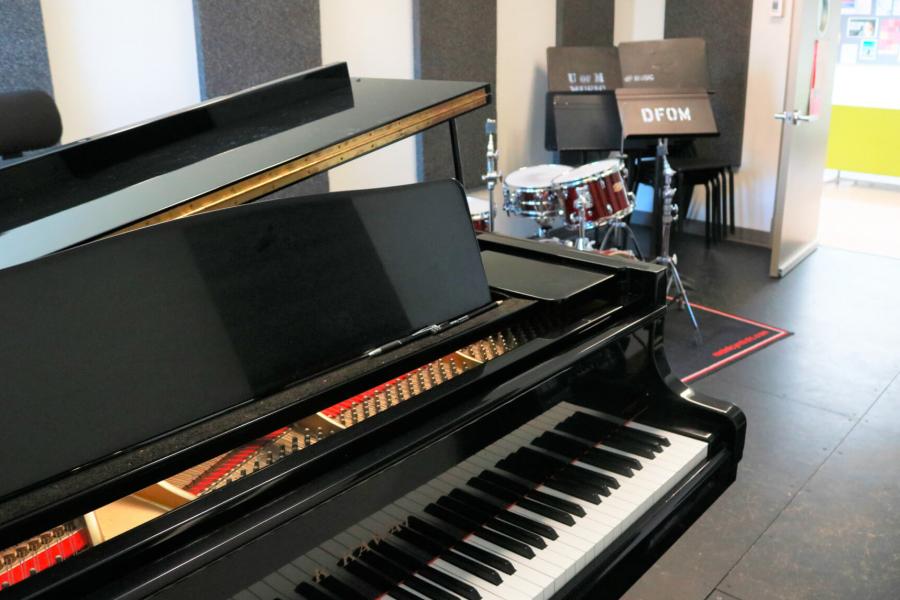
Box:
0;63;744;599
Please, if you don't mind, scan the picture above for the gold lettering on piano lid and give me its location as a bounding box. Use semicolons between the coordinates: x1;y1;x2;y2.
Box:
107;88;489;239
0;324;524;591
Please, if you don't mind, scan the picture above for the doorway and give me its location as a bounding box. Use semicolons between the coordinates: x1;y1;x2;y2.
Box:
819;0;900;260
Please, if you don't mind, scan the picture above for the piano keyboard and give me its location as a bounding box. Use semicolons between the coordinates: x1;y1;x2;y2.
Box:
238;401;707;600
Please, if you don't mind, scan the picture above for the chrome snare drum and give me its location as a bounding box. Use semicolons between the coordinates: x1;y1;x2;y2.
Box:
551;159;633;229
502;164;572;229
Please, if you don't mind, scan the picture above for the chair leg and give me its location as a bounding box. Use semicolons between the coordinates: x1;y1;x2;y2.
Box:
727;166;736;234
704;181;711;247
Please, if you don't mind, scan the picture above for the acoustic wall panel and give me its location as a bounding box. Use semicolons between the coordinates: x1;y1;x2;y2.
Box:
665;0;753;167
193;0;326;195
414;0;496;187
0;0;53;96
557;0;615;46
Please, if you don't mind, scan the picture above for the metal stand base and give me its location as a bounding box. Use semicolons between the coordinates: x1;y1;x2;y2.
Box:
654;138;700;339
599;219;644;260
656;254;700;337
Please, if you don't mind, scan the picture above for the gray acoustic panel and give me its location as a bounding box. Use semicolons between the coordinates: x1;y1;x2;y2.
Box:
193;0;326;194
0;0;54;165
665;1;753;167
414;0;496;188
556;0;615;47
0;0;53;96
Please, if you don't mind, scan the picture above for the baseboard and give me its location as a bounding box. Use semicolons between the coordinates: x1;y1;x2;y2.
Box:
630;210;771;248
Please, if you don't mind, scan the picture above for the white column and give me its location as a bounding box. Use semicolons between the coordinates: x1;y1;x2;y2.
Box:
319;0;418;191
494;0;558;237
40;0;201;144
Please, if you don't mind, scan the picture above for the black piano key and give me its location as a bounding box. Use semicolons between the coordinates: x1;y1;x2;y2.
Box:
295;581;338;600
316;575;370;600
466;475;575;526
497;454;607;500
516;447;619;490
534;431;635;476
531;430;590;458
372;539;474;600
436;495;546;549
543;477;603;504
571;412;670;447
343;560;398;595
407;516;516;575
581;448;638;476
397;520;499;587
359;548;440;596
423;503;535;559
394;524;444;555
440;551;502;588
449;489;558;540
358;552;474;600
558;415;658;459
477;470;586;517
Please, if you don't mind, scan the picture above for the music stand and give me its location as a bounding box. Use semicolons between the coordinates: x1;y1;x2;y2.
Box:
615;86;718;334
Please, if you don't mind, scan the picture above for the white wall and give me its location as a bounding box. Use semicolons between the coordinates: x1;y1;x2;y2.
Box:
319;0;418;192
493;0;558;237
614;0;666;45
40;0;201;144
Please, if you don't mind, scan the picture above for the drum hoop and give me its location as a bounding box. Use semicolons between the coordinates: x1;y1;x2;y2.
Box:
552;162;623;188
505;164;573;193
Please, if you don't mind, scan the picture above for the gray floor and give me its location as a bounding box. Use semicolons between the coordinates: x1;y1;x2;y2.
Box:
623;234;900;600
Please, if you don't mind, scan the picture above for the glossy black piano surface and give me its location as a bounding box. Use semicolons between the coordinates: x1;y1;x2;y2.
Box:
0;62;489;271
0;178;744;599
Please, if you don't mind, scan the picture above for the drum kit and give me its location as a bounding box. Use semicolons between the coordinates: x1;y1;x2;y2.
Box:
475;119;697;333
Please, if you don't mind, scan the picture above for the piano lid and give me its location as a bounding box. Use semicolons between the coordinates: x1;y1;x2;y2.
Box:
0;179;490;503
0;63;489;271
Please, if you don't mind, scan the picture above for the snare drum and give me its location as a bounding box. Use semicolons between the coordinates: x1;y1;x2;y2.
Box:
551;159;632;228
466;196;490;232
502;164;572;220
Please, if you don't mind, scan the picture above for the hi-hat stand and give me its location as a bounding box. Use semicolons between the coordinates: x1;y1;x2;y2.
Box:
481;118;501;232
654;138;699;334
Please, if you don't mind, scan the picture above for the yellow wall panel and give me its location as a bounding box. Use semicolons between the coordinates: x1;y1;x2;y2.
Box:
826;105;900;176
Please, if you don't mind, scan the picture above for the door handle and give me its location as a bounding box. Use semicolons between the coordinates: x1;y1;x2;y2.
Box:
774;111;816;125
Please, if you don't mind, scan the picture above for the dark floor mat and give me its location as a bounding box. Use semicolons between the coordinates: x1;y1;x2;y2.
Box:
665;300;791;383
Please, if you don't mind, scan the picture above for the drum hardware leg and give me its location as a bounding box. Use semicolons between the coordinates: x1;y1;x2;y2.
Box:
573;187;594;251
654;138;700;338
481;118;502;232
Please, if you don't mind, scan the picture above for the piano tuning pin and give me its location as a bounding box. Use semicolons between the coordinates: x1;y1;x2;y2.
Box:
292;436;299;451
254;460;260;471
351;403;359;424
55;555;63;564
29;568;36;576
439;361;450;380
279;445;286;457
304;428;311;446
362;400;370;418
267;451;274;464
417;369;427;391
316;427;323;441
240;469;247;477
339;408;348;426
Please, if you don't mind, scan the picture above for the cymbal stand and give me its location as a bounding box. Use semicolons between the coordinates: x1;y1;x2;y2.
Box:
481;118;501;232
655;138;699;334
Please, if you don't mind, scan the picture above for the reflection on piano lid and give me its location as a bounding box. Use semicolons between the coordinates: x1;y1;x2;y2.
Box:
0;62;490;271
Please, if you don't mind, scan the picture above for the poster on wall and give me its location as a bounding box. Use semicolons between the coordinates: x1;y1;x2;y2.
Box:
877;18;900;54
848;16;879;36
860;38;879;58
876;0;893;15
842;0;873;14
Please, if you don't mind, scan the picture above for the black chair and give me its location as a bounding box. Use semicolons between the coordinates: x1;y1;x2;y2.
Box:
0;89;62;160
669;153;735;247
